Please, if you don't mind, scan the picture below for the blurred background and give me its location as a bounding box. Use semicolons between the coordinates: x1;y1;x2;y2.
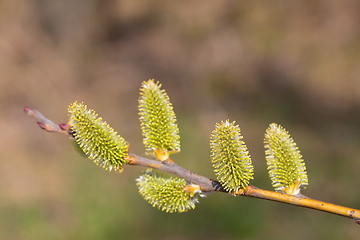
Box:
1;0;360;239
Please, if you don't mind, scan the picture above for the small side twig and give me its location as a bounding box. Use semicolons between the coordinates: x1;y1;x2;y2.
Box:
24;107;71;136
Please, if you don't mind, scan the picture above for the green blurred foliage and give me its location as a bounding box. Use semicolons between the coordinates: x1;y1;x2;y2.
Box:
2;0;360;239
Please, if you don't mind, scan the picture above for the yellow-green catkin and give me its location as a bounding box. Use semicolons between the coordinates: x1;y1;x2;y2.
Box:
136;169;199;213
264;123;308;194
68;101;129;172
138;80;180;160
210;120;254;193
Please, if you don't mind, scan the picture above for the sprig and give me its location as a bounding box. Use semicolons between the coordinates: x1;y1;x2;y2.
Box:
68;101;129;172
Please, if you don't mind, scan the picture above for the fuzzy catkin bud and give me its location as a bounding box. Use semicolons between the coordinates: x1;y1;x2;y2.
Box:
138;80;180;160
264;123;308;194
137;169;199;213
210;120;254;193
68;101;129;172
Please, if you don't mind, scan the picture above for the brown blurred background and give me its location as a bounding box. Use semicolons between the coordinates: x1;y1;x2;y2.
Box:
1;0;360;239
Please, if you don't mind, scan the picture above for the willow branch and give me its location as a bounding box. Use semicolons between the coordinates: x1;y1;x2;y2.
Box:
24;106;360;223
128;154;225;192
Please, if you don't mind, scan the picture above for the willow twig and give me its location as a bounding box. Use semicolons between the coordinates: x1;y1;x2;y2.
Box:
24;106;360;223
128;154;225;192
24;107;71;136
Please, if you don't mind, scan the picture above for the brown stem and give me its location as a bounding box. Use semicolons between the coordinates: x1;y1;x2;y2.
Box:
128;154;226;193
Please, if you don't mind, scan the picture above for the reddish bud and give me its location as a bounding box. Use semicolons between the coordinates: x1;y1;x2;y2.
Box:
59;123;70;130
24;107;33;114
37;122;46;130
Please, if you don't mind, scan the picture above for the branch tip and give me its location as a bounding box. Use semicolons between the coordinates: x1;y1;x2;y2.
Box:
24;107;33;113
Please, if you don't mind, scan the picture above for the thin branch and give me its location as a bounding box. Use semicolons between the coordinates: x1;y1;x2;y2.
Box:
128;154;226;192
24;106;360;223
24;107;71;136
